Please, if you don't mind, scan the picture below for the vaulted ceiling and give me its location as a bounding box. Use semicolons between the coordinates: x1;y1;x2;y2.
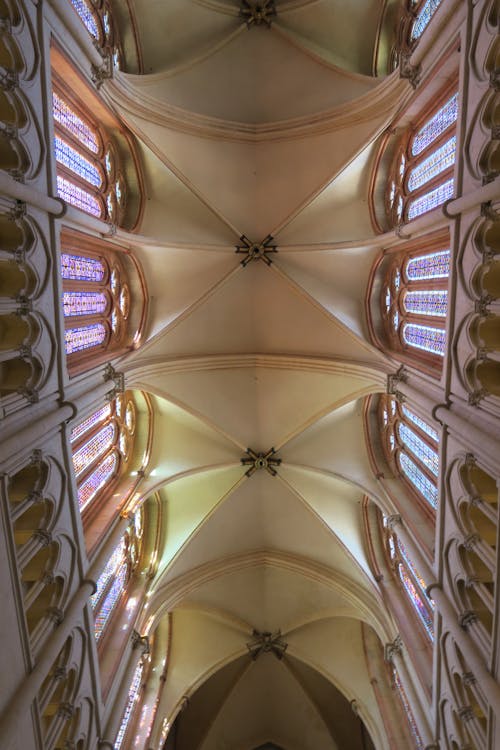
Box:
108;1;410;746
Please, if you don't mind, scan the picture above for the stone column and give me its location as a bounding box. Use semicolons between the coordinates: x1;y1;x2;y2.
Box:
98;630;149;749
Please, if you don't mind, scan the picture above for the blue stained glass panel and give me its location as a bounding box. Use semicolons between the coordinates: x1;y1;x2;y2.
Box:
77;452;117;510
403;290;448;317
61;253;106;282
72;422;115;477
57;175;102;218
94;561;127;641
411;0;443;41
115;661;144;749
411;93;458;157
402;323;446;356
69;0;99;38
400;452;437;508
91;536;126;611
65;323;107;354
53;93;99;154
398;423;439;476
407;179;454;220
71;404;111;443
63;291;107;317
406;250;450;280
407;137;456;192
55;136;102;187
402;406;439;442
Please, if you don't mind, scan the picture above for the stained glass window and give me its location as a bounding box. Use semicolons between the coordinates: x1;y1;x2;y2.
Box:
403;290;447;317
63;291;108;317
64;323;107;355
69;0;99;39
94;560;128;640
57;175;102;217
410;0;443;41
115;661;144;750
407;137;456;192
411;95;458;157
399;565;434;638
91;536;126;611
61;253;105;282
71;404;111;443
398;423;439;476
402;323;446;356
77;452;117;511
53;93;99;154
407;178;454;220
401;405;439;442
406;249;450;280
393;669;425;749
72;423;116;477
55;137;102;188
400;452;438;508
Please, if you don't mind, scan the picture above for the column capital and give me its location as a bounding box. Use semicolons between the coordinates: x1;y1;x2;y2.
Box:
458;610;478;630
385;514;402;530
384;634;403;663
132;629;150;655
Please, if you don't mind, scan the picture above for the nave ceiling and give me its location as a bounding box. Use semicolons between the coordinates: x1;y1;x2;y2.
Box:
102;0;412;746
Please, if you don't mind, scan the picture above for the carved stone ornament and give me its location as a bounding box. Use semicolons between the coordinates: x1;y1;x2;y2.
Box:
387;366;408;397
91;54;113;88
384;634;403;663
104;363;125;400
458;705;475;723
458;610;478;630
131;629;150;655
467;389;486;407
241;447;282;477
34;529;52;547
463;533;479;551
235;234;278;266
239;0;276;27
462;671;476;686
399;52;421;89
385;514;402;530
57;702;75;720
47;607;64;626
474;294;493;317
246;629;288;660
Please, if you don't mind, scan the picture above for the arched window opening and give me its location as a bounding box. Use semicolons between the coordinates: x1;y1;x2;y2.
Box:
380;395;439;511
60;229;139;375
70;393;136;516
386;84;458;225
69;0;121;65
384;518;435;640
52;78;127;224
392;666;425;750
409;1;443;44
115;659;144;750
90;510;142;643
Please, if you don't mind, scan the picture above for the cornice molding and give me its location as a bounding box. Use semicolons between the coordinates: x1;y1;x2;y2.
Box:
103;69;409;143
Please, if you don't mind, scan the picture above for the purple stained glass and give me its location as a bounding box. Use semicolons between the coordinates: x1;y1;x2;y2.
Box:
94;560;128;641
115;661;144;749
411;93;458;156
398;539;434;611
53;92;99;154
69;0;99;38
77;451;117;510
61;253;106;282
406;250;450;281
399;564;434;639
407;137;456;192
402;322;445;356
63;291;107;317
57;175;102;218
404;290;448;317
55;136;102;187
394;669;425;749
91;536;126;611
400;452;437;508
402;405;439;442
71;404;112;443
398;422;439;476
72;423;115;477
407;179;454;220
65;323;107;354
411;0;443;41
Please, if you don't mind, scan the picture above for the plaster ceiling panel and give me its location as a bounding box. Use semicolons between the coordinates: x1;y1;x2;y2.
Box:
274;141;379;244
128;0;240;73
137;28;375;123
142;397;242;494
163;471;369;587
157;466;245;574
277;0;383;75
134;142;238;244
180;564;358;634
279;466;373;580
199;656;339;750
132;244;237;342
133;365;378;450
138;262;382;363
275;245;380;339
283;399;381;496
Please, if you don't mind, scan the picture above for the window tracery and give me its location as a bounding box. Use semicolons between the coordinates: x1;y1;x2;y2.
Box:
380;395;439;510
384;518;435;640
115;660;144;750
69;0;121;65
381;237;450;367
60;231;133;373
386;86;458;225
409;0;443;43
70;393;136;514
52;82;126;223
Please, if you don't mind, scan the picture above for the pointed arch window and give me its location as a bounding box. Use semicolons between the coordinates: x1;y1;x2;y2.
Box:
90;511;142;642
392;665;425;749
381;234;450;370
60;229;137;375
384;519;435;640
409;0;443;43
69;0;121;64
386;84;458;225
70;392;136;515
380;395;439;511
115;660;144;750
52;79;127;223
